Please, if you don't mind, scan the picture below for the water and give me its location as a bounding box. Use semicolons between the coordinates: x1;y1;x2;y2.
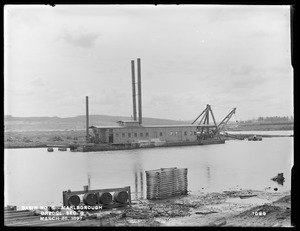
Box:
228;130;293;136
4;132;293;209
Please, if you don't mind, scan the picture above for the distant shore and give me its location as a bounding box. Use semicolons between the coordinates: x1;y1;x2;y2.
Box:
4;130;87;149
4;128;293;149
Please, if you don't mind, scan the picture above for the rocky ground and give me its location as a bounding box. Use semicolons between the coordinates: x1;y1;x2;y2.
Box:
52;189;291;227
5;189;292;227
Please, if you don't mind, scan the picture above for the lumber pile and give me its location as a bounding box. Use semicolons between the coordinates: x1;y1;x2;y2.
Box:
145;167;188;200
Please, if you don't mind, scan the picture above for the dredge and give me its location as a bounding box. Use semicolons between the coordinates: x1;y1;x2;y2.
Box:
72;58;236;152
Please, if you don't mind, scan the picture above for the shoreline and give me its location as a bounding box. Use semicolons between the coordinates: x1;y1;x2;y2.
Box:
5;189;291;227
4;129;293;150
4;134;293;150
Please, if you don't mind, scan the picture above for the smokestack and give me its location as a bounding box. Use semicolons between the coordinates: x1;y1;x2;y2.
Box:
86;96;89;143
131;60;137;121
137;58;142;124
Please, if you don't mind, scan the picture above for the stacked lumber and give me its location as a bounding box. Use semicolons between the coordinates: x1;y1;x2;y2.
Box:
145;167;188;200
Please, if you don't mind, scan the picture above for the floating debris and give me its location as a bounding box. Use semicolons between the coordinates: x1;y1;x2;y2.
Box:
271;173;285;185
58;147;67;151
239;195;258;199
248;135;262;141
195;210;218;215
209;217;227;227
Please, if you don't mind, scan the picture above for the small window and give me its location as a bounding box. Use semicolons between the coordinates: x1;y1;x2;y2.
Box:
170;132;173;136
146;132;149;137
134;133;137;137
194;131;197;135
122;133;125;138
175;132;178;136
159;132;163;136
140;133;143;137
184;131;187;136
190;131;193;135
128;133;131;137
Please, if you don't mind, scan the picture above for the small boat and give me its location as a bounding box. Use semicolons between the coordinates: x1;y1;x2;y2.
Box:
47;147;54;152
248;135;262;141
58;147;67;151
239;194;257;199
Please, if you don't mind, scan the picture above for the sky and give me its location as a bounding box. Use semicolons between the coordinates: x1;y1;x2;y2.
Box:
4;5;293;121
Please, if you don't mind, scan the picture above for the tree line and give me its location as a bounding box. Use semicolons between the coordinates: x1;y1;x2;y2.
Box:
239;116;294;124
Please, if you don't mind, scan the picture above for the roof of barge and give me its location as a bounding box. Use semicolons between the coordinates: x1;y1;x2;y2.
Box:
89;124;218;129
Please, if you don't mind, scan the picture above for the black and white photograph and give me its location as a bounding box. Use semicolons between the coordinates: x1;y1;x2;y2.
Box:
4;4;294;227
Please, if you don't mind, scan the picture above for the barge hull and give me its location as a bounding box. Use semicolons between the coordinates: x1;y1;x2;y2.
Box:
73;140;225;152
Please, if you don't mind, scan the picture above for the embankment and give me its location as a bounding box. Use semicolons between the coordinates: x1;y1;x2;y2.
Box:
4;189;291;227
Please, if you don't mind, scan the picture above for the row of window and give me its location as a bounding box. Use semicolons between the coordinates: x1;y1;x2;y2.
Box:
112;131;198;138
171;131;197;136
115;132;150;138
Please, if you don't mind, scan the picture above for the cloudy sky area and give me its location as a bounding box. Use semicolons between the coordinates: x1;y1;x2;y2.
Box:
4;5;293;121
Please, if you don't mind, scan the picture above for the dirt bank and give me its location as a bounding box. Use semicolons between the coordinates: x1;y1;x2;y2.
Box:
5;189;291;227
40;189;291;227
120;189;291;227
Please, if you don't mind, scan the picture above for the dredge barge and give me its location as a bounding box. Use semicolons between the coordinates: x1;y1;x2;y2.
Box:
72;58;236;152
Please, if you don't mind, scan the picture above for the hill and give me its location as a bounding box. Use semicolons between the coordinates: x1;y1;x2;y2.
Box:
4;115;293;132
4;115;191;131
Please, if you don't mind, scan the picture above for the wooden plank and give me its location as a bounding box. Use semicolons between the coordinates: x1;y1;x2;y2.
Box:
5;218;45;226
5;211;34;218
13;219;79;227
5;215;86;227
5;217;41;226
40;220;82;227
4;215;38;222
4;210;31;215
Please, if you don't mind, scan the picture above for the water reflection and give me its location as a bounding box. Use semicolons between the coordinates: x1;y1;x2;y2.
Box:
86;155;91;189
88;173;91;189
140;171;144;199
134;163;144;199
206;166;211;186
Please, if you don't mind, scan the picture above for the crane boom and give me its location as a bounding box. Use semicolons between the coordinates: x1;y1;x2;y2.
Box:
192;108;207;124
216;108;236;131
